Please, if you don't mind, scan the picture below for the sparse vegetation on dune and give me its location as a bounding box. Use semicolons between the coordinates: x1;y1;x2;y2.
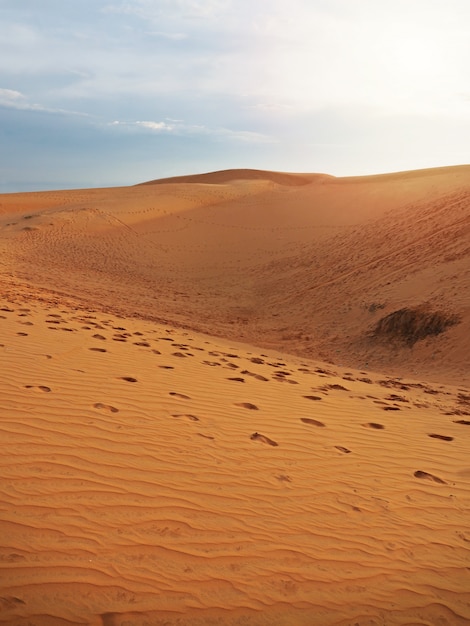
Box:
371;305;461;346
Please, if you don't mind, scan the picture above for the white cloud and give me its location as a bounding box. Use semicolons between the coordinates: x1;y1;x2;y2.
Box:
0;88;25;106
145;30;187;40
0;87;89;116
103;0;229;20
109;118;272;142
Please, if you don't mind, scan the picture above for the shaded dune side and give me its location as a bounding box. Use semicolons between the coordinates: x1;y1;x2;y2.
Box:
137;168;327;186
1;286;470;625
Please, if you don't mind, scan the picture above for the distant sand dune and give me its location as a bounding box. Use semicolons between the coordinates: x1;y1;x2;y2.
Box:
137;168;328;186
1;165;470;624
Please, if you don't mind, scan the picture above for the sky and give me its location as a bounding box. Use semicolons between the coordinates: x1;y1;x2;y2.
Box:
1;0;469;191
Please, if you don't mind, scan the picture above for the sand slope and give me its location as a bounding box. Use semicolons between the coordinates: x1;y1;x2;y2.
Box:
1;166;470;624
1;281;470;625
1;166;469;383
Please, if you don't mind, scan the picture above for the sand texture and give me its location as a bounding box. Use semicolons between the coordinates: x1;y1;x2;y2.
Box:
1;166;469;625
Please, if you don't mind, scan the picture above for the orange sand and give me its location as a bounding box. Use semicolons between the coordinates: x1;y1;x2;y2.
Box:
0;166;469;625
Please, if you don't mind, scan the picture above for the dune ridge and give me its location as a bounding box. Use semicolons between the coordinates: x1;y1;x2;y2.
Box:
1;165;470;624
136;168;326;187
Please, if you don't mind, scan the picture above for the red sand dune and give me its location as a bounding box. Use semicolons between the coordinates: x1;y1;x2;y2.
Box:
0;165;469;625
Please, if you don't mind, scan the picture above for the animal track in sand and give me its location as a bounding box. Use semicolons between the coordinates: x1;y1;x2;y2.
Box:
119;377;138;383
235;402;259;410
227;377;245;382
303;395;323;401
169;392;191;399
92;334;106;340
89;347;107;352
25;385;51;393
428;433;454;441
383;406;401;411
362;423;385;429
300;418;325;427
93;403;119;414
414;470;447;484
134;342;150;347
453;419;470;425
171;414;199;421
335;446;351;454
250;432;278;446
16;332;28;336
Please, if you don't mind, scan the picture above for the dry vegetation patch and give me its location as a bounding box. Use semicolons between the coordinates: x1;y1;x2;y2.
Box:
371;306;460;346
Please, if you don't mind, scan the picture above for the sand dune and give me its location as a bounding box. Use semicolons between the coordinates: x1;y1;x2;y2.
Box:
1;166;470;624
1;165;469;383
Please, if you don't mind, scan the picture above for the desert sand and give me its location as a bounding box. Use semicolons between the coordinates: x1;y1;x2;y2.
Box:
0;166;469;625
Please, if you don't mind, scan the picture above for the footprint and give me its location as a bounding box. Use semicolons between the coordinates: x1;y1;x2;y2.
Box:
93;403;119;414
16;332;28;336
227;377;245;383
169;392;191;399
235;402;259;410
413;470;447;484
383;406;401;411
171;414;199;421
428;434;454;441
119;377;138;383
335;446;351;454
453;419;470;425
159;365;174;369
89;347;107;352
25;385;51;393
362;423;385;429
0;597;26;610
300;418;325;427
323;384;349;391
250;432;278;446
134;342;150;347
303;395;322;401
93;334;106;340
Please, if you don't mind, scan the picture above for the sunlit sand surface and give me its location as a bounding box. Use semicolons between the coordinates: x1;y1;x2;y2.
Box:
1;166;469;625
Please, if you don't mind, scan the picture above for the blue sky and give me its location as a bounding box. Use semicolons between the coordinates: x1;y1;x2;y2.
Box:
1;0;469;191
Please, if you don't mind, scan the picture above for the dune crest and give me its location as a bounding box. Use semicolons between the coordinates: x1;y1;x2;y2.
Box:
137;168;328;186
